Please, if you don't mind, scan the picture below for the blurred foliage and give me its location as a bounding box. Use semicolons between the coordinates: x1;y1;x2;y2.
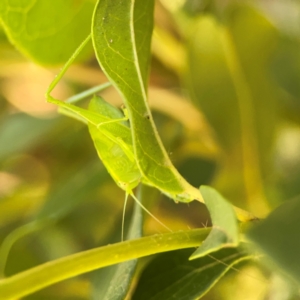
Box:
248;195;300;285
0;0;95;65
1;0;300;299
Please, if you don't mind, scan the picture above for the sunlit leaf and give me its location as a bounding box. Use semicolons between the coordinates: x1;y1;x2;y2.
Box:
0;0;94;64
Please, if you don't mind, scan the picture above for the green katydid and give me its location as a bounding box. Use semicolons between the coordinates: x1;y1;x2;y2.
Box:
46;36;171;239
46;35;196;205
46;33;255;224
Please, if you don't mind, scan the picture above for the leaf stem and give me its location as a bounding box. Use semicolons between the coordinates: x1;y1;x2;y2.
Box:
0;229;209;300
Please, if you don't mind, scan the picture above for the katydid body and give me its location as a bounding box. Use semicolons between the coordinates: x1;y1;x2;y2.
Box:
48;93;171;238
49;93;142;194
88;96;141;192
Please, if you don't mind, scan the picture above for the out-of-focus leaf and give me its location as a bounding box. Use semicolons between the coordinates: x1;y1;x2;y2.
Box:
182;0;212;16
0;154;49;225
226;4;279;177
177;157;216;187
36;162;106;221
0;114;55;161
0;162;108;276
184;4;279;213
92;186;144;300
132;246;251;300
0;0;94;65
271;37;300;101
247;196;300;284
185;14;238;149
152;26;185;74
190;186;238;260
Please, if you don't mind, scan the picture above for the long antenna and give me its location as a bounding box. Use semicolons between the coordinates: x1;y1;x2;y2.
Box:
121;193;129;242
129;192;172;233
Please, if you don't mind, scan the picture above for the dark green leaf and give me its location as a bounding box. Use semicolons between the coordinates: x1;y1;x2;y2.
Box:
247;196;300;284
133;246;251;300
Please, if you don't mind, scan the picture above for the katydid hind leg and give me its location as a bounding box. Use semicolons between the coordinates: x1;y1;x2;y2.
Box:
46;35;92;102
65;82;111;105
96;116;128;128
46;34;110;114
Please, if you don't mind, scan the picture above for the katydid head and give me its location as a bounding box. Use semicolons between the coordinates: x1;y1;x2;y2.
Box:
117;179;140;193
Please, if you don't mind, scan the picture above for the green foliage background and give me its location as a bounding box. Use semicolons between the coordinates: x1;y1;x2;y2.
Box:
1;0;300;299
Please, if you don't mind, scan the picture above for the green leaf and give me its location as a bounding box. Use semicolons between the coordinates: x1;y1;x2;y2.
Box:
92;0;204;203
184;4;279;213
92;186;144;300
36;162;107;221
271;36;300;99
0;228;210;300
0;162;108;276
132;246;251;300
0;0;94;65
190;186;238;260
0;113;55;161
247;196;300;284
